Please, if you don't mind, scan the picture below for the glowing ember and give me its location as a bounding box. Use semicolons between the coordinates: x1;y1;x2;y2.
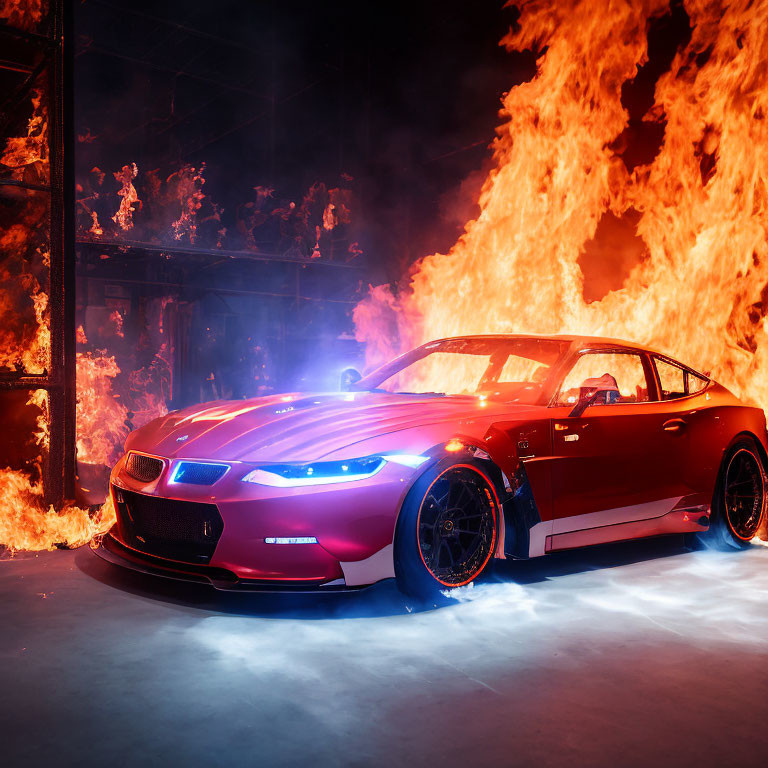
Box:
356;0;768;412
111;163;140;231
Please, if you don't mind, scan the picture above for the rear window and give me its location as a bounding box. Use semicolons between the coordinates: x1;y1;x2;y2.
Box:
686;370;709;394
653;357;708;400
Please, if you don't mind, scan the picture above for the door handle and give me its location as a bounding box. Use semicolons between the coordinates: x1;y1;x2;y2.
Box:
662;418;686;432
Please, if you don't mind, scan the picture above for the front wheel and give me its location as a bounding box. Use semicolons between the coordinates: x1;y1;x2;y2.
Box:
394;459;499;598
707;439;766;550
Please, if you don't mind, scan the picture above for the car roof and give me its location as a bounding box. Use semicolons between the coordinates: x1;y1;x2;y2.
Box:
425;334;675;361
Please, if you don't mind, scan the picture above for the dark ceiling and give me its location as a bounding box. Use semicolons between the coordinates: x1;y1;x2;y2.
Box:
74;0;532;282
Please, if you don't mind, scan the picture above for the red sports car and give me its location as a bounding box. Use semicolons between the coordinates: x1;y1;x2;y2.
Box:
97;335;767;597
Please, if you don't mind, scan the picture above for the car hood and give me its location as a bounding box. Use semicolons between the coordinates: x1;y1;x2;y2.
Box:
125;392;546;463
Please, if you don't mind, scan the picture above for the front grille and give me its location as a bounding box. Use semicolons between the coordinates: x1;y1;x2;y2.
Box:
171;461;229;485
125;452;165;483
113;486;224;564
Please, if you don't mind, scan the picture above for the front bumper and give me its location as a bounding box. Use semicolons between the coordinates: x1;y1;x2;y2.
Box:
106;452;419;587
94;533;363;592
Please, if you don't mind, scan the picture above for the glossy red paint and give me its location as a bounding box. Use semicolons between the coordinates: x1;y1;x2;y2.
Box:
98;334;768;591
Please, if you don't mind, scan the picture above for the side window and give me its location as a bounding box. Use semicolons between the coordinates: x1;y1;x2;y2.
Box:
654;358;686;400
555;352;651;406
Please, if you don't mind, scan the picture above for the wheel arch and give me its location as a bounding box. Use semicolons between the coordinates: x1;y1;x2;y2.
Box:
720;429;768;471
390;436;514;559
738;430;768;470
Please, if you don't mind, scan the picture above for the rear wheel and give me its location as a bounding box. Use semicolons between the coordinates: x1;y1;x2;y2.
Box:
395;459;499;598
707;439;766;550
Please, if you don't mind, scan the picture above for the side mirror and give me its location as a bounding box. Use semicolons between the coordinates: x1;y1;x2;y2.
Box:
569;387;601;418
340;367;362;391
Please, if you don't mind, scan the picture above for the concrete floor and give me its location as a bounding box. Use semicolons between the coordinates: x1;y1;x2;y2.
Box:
2;537;768;768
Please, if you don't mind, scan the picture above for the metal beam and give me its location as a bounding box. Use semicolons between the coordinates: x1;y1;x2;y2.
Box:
46;0;76;505
0;178;51;192
76;237;364;269
76;43;270;100
79;275;359;305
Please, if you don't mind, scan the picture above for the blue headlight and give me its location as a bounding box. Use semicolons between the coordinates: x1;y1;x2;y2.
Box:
241;454;427;487
242;457;384;487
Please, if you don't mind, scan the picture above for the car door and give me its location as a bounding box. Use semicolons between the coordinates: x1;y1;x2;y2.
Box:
649;355;717;511
546;349;686;545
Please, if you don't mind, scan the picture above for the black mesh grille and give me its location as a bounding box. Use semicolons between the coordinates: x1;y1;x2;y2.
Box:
125;452;165;483
113;486;224;564
172;461;228;485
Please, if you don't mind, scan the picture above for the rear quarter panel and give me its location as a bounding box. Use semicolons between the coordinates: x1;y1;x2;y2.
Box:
656;383;768;506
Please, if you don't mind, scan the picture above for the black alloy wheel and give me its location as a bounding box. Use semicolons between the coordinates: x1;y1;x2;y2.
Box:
395;458;499;598
416;465;498;586
723;447;765;541
704;439;767;550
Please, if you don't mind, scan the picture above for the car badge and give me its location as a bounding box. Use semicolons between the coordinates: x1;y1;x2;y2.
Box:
176;434;189;442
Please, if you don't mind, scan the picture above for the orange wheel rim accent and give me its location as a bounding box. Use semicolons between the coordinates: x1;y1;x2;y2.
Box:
724;448;765;541
416;464;498;587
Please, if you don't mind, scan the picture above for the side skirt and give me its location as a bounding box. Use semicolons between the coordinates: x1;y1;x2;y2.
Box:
545;502;710;553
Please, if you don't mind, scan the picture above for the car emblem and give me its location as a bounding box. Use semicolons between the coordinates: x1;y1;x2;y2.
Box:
176;434;189;442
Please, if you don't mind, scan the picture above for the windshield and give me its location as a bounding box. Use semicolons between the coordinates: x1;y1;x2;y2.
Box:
354;337;570;404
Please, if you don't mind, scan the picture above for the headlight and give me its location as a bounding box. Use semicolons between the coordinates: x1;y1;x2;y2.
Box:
241;454;428;487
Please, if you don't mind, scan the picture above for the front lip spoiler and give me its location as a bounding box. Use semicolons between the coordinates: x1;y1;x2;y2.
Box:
93;533;366;593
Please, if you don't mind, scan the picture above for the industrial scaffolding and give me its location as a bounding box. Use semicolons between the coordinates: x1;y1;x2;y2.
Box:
0;1;75;506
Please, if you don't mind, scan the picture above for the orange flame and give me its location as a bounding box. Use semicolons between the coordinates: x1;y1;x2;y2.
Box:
0;471;115;552
89;211;103;236
171;163;206;243
0;88;48;180
355;0;768;411
111;163;140;231
0;0;47;32
75;351;129;466
0;79;120;552
0;253;50;374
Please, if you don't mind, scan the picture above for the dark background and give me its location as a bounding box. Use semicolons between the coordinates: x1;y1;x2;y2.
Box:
72;0;691;405
75;0;531;284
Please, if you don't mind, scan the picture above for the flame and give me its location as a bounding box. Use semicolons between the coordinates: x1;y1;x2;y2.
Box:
0;471;115;552
322;203;336;231
111;163;140;231
75;351;129;466
171;163;206;243
27;389;49;450
0;0;47;32
0;251;50;374
0;88;48;180
0;78;121;552
355;0;768;411
89;211;103;236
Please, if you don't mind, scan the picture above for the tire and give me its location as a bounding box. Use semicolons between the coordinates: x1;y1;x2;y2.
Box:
706;438;766;550
394;458;500;599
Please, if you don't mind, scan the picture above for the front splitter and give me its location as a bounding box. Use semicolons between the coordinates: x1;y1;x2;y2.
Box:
93;533;369;593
